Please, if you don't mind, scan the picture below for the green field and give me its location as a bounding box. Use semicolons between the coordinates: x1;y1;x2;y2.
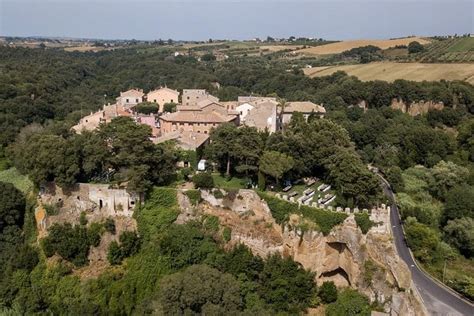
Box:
447;37;474;52
0;168;34;194
212;173;249;189
413;37;474;63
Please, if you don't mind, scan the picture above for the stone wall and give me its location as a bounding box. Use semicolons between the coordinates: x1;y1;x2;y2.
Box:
39;183;138;219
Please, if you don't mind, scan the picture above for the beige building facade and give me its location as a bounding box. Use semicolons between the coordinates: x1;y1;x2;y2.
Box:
146;87;180;112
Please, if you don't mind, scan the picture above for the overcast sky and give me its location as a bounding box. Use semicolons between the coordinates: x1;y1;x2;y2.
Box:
1;0;473;41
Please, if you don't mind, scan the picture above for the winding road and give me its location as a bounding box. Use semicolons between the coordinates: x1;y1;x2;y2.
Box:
378;174;474;316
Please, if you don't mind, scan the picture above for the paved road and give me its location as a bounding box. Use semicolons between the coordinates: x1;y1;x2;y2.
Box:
379;176;474;316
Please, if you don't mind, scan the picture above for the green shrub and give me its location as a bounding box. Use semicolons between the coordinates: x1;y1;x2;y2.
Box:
258;192;347;235
79;212;88;226
222;227;232;242
258;171;266;190
326;288;371;316
363;260;378;285
104;218;116;234
203;215;220;232
163;102;177;113
300;205;348;235
134;102;158;114
184;189;201;205
193;172;214;189
88;222;104;247
355;212;375;234
107;231;141;265
318;281;338;304
107;241;122;265
41;223;100;266
43;203;59;216
212;189;224;199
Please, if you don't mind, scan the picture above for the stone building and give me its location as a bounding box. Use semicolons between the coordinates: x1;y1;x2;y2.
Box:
182;89;219;106
116;88;145;107
146;87;180;112
160;101;238;134
280;101;326;125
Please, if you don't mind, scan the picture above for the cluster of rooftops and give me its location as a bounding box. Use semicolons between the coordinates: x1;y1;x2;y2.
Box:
73;87;326;151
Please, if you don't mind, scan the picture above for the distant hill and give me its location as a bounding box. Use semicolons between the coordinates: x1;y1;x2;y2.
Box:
303;62;474;84
299;37;430;55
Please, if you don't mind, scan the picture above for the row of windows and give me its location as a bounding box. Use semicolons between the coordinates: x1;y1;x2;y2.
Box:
152;99;174;103
125;98;140;103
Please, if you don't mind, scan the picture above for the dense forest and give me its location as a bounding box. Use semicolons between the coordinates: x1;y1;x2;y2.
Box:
0;45;473;313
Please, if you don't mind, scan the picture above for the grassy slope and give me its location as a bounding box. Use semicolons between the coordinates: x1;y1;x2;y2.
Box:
0;168;34;194
446;37;474;52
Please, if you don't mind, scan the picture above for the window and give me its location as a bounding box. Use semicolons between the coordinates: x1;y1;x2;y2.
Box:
136;98;139;103
187;96;190;100
171;99;174;103
126;98;129;103
154;99;157;102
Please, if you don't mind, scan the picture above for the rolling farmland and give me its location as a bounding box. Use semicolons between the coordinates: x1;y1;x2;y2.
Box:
298;37;430;55
303;62;474;84
411;37;474;63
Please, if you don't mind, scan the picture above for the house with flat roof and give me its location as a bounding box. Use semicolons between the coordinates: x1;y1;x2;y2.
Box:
280;101;326;125
182;89;219;106
116;88;145;107
146;87;179;112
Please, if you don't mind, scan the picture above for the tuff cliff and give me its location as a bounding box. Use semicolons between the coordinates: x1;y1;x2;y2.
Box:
390;98;445;116
179;189;426;316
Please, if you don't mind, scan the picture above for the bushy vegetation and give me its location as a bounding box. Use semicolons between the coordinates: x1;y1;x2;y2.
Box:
326;288;371;316
107;231;141;265
192;172;214;189
259;192;347;235
183;189;201;205
318;281;338;304
133;102;159;114
136;187;179;240
41;222;102;266
355;212;375;234
397;162;474;299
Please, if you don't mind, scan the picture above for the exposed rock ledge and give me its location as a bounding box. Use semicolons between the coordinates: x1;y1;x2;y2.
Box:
391;98;445;116
180;189;426;315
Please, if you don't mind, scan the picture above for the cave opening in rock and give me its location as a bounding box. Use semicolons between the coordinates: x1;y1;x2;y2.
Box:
319;267;351;287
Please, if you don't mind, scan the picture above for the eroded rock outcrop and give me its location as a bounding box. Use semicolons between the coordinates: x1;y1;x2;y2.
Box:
181;189;426;315
391;98;445;116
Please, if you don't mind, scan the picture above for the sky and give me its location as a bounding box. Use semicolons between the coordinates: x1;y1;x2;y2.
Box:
0;0;473;41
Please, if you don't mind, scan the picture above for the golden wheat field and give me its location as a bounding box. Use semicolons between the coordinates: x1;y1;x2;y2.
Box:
299;37;430;55
303;62;474;84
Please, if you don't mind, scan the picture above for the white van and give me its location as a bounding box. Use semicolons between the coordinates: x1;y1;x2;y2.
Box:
197;159;207;171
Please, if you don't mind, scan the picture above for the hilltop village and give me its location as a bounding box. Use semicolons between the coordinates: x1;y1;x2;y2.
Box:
73;87;326;151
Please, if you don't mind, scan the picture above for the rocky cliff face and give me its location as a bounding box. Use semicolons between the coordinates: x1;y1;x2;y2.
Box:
183;189;426;315
391;98;445;116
